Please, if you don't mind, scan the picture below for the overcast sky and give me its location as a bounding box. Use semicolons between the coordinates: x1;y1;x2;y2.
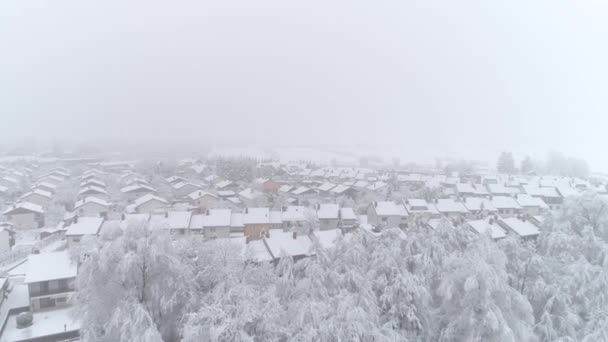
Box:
1;0;607;169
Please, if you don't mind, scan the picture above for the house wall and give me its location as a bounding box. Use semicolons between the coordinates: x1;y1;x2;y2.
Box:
203;226;231;239
263;181;280;193
28;278;75;311
521;206;541;216
6;212;41;229
244;223;271;239
78;202;108;217
319;218;339;230
195;195;220;211
0;230;11;253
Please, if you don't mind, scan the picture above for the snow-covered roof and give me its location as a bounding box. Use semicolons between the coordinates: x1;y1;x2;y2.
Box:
317;182;337;192
282;206;307;222
189;214;205;229
133;194;168;206
20;189;53;200
487;184;520;195
499;217;540;238
74;196;110;209
491;196;522;210
291;186;315;195
330;184;351;194
239;188;263;201
434;199;468;214
204;209;232;227
456;183;476;194
65;216;104;236
515;194;549;209
264;230;314;259
463;197;497;212
279;185;294;193
467;219;507;239
340;207;357;221
187;190;219;201
120;184;156;194
245;240;273;262
244;208;270;224
78;185;107;196
150;211;192;230
372;201;408;217
216;180;233;189
24;251;77;284
318;203;339;220
230;212;244;228
270;211;283;224
3;201;44;215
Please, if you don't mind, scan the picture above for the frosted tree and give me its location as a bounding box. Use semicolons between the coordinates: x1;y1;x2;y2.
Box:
497;151;517;174
434;239;536;341
76;222;195;342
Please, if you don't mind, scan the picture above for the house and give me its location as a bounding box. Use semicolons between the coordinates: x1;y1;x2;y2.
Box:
80;178;106;189
166;176;187;185
187;190;220;212
523;185;562;210
120;184;157;201
239;188;264;206
243;208;272;239
465;218;507;240
263;230;314;262
515;194;549;216
24;251;77;311
149;211;193;235
2;202;45;229
74;197;110;218
339;207;358;231
35;181;58;194
173;182;201;198
487;184;520;196
491;196;523;217
65;216;104;245
455;183;477;197
317;182;337;194
434;199;469;218
255;179;280;193
403;199;439;219
281;206;308;230
78;185;108;199
215;180;234;190
463;197;498;217
317;203;340;230
126;194;168;214
367;201;408;228
19;189;52;208
498;216;541;240
203;209;232;239
291;186;317;197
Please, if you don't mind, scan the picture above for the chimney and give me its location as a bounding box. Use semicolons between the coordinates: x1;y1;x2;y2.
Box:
121;213;125;221
292;231;297;239
245;207;248;214
164;211;169;218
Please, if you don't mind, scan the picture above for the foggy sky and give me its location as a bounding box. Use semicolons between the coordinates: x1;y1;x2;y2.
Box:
1;1;607;169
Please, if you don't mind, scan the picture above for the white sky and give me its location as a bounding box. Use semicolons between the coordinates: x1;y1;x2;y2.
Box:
1;0;607;169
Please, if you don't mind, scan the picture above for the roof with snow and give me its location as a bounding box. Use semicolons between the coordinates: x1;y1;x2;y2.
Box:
491;196;522;210
372;201;408;217
434;199;469;214
264;230;314;259
3;202;44;215
204;209;232;227
65;216;104;236
499;217;540;238
317;203;339;220
244;208;270;224
74;196;110;209
463;197;497;212
467;219;507;239
24;251;77;283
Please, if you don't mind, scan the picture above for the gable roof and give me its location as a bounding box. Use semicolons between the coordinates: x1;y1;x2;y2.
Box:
24;251;77;284
65;216;104;236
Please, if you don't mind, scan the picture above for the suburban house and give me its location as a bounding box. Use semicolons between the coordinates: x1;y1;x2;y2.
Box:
281;206;308;231
172;182;201;198
202;209;232;239
255;179;280;193
262;230;314;262
126;194;168;214
367;201;408;228
317;203;340;230
463;197;498;217
34;181;58;194
403;199;439;219
188;190;220;213
465;218;507;240
491;196;523;217
24;251;77;311
149;211;193;235
498;216;541;240
516;194;549;216
238;188;264;206
79;179;106;189
74;197;110;218
243;207;272;239
19;189;52;208
339;207;358;231
434;199;469;219
120;184;157;202
65;216;104;246
2;202;45;229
